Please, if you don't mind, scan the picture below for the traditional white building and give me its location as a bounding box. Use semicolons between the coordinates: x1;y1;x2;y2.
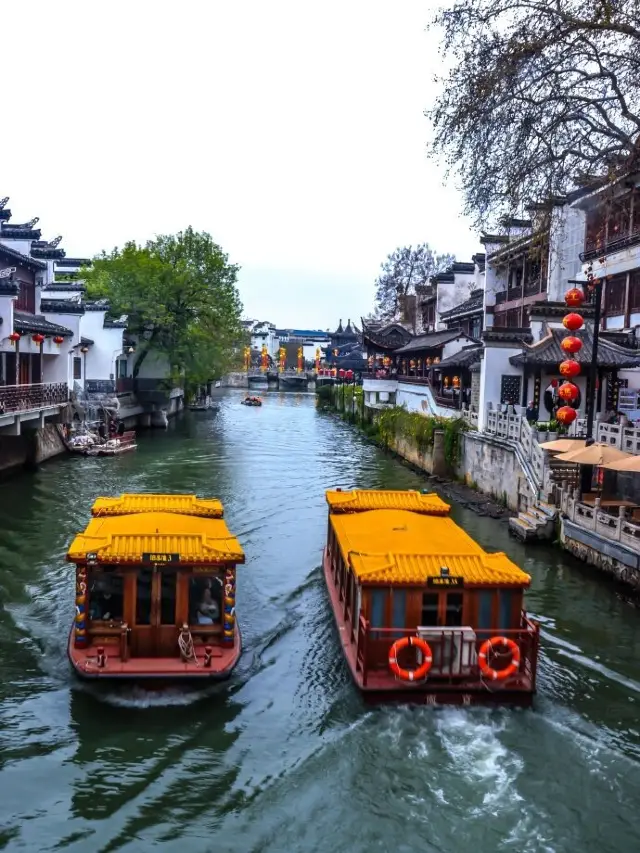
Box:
476;183;640;428
0;197;129;435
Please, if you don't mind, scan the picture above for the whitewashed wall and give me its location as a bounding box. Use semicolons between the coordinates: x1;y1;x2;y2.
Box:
478;346;523;429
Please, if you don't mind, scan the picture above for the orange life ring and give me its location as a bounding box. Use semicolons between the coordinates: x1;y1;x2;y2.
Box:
388;636;433;682
478;636;521;681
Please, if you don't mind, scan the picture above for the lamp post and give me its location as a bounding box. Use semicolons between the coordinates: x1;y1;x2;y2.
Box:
583;274;603;446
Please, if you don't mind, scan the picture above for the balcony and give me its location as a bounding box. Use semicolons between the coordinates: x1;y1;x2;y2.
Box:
116;378;134;394
580;230;640;263
495;280;546;304
0;382;68;417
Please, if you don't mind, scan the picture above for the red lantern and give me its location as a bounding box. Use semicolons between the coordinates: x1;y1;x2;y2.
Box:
8;332;20;345
558;382;579;403
32;333;45;345
564;287;585;308
338;368;345;378
562;313;584;332
561;336;582;355
346;369;354;380
559;359;581;378
53;335;64;346
556;405;577;426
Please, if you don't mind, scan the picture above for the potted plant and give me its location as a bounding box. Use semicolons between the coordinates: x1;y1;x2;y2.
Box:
547;419;559;442
536;421;549;443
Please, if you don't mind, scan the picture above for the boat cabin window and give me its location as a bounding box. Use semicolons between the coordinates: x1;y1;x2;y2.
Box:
421;593;439;627
136;568;153;625
160;572;177;626
391;589;406;637
189;575;223;625
89;571;124;622
498;590;514;629
370;588;387;637
445;592;464;627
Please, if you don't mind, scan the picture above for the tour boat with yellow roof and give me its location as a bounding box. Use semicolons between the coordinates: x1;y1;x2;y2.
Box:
67;493;245;682
323;489;540;706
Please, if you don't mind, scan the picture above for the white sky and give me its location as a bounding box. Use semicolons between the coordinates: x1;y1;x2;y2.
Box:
2;1;480;330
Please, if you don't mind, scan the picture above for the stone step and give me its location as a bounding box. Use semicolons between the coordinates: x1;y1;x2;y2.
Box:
536;501;559;520
508;515;538;542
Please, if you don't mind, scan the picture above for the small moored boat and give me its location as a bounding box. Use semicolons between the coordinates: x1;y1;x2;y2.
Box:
241;396;262;406
67;493;245;682
322;489;539;706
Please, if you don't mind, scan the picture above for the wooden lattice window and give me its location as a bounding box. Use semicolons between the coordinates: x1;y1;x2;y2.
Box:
630;270;640;313
500;375;522;405
605;273;626;316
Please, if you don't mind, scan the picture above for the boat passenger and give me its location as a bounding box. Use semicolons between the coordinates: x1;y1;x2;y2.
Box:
98;422;107;440
90;579;121;621
197;588;220;624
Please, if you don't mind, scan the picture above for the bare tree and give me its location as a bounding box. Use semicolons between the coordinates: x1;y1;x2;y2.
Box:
427;0;640;228
375;244;455;324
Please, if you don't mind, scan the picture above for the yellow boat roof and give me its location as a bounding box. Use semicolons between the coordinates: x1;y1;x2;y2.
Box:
330;509;530;587
326;489;450;515
91;493;224;518
67;512;244;565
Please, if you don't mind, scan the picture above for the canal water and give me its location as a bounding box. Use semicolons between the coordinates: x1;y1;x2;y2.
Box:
1;391;639;853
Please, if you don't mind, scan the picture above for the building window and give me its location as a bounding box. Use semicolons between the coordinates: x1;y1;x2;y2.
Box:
500;375;521;405
605;273;626;316
630;271;640;313
470;316;482;339
16;280;35;313
73;357;82;380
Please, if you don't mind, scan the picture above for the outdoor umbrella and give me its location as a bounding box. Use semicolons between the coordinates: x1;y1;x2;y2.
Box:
602;454;640;472
538;438;586;453
554;444;632;466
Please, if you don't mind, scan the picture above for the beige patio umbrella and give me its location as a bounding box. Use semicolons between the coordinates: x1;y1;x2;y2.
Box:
539;438;586;453
602;454;640;472
554;444;633;466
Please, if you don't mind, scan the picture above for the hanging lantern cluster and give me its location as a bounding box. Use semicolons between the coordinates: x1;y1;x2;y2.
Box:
260;343;269;372
243;345;251;371
314;347;321;374
279;346;286;373
297;346;304;374
557;283;587;426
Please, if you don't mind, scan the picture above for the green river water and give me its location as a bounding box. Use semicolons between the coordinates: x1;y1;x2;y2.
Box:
1;390;639;852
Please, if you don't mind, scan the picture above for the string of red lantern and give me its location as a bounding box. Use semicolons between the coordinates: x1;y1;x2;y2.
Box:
556;285;586;426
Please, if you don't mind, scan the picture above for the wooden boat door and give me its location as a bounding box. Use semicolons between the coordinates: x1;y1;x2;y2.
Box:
130;567;179;657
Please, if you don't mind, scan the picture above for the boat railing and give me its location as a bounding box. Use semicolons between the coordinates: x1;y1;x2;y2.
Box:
357;614;539;688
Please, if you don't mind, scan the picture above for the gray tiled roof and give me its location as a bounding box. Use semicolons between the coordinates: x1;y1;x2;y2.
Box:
440;289;484;320
395;329;474;354
436;345;483;369
40;298;85;315
13;310;73;337
0;242;47;271
510;326;640;368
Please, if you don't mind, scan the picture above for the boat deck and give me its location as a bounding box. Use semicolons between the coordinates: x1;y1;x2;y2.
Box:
322;548;535;706
69;637;240;680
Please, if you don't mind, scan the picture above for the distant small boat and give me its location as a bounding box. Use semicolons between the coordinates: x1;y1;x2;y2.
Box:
241;396;262;407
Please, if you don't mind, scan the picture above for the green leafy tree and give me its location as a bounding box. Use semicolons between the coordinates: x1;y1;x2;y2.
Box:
84;227;243;391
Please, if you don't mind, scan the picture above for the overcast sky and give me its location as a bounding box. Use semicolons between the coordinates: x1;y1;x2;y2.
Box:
3;1;479;330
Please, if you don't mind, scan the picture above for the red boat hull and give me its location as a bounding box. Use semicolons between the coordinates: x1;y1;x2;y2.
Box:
322;548;535;708
68;624;241;683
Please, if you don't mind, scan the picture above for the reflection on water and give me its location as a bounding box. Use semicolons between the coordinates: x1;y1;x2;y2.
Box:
0;391;639;852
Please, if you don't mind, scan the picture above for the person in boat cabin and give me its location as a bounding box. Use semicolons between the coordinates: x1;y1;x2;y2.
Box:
89;577;122;621
197;587;220;624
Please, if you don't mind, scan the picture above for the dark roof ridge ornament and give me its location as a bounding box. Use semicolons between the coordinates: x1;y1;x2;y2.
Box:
0;197;8;210
336;318;343;333
7;216;39;229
